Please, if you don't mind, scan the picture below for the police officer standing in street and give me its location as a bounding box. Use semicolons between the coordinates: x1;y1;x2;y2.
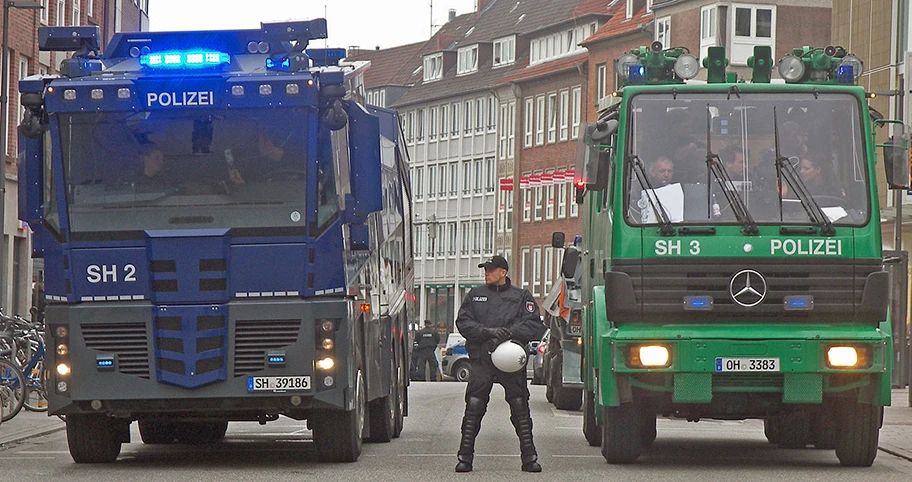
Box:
454;255;547;473
415;320;440;380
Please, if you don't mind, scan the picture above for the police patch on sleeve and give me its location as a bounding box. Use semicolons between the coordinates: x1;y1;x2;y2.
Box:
526;301;535;313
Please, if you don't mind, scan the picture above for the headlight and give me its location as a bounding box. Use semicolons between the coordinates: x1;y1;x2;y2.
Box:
778;55;805;82
674;53;700;79
826;345;870;368
316;357;335;370
57;363;71;376
626;345;672;368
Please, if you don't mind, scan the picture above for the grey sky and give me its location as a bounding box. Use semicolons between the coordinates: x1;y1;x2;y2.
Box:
148;0;477;51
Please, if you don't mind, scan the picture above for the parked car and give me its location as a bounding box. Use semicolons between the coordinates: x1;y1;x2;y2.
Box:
531;329;550;385
442;335;471;382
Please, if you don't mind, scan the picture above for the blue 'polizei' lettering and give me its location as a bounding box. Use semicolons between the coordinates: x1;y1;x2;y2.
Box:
146;91;214;107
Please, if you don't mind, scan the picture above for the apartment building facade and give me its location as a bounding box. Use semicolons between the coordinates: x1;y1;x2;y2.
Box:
1;0;147;314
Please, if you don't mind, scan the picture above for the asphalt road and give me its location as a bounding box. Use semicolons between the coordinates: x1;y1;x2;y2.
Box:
2;382;912;481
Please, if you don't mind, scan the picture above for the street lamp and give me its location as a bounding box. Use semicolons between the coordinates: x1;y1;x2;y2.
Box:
0;0;43;308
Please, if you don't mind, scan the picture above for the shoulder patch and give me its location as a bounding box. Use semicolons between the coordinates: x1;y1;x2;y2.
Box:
526;301;535;313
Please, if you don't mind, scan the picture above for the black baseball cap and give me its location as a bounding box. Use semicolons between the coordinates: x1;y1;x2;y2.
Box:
478;255;509;271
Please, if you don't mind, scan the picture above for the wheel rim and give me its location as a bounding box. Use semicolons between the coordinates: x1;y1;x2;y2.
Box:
356;370;365;437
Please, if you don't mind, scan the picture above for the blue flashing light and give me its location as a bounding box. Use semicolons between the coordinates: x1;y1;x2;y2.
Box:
684;295;713;310
783;295;813;311
268;355;286;364
836;64;855;84
140;50;230;69
266;57;291;71
97;359;114;367
628;64;646;84
96;355;115;371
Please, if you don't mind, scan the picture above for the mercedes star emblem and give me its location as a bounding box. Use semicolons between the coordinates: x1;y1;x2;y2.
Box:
729;269;767;307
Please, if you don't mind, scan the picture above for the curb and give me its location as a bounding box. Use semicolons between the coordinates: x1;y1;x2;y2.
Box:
0;425;67;449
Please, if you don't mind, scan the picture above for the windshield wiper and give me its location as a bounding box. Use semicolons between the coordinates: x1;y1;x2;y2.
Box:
704;105;758;235
772;107;835;235
629;154;675;236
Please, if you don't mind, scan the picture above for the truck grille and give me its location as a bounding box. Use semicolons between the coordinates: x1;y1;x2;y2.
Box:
613;258;881;323
233;319;301;376
81;322;150;378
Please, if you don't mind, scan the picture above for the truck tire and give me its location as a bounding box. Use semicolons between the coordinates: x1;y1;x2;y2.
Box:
66;414;123;463
778;411;811;449
811;408;836;449
313;369;365;462
549;352;582;410
175;420;229;444
835;399;881;467
763;418;781;444
640;411;657;448
452;360;471;382
600;402;641;464
138;420;176;444
582;390;601;447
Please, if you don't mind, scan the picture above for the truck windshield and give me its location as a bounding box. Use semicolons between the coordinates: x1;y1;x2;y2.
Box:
625;92;869;227
56;108;336;237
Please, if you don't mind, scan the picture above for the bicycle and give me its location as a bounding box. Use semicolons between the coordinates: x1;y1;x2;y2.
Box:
0;312;48;414
0;356;26;423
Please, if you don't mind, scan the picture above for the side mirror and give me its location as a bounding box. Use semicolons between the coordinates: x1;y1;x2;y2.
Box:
561;247;580;279
551;232;565;248
883;130;910;189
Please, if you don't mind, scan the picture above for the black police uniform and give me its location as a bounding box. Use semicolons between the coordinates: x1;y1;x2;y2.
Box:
414;324;440;380
454;269;547;472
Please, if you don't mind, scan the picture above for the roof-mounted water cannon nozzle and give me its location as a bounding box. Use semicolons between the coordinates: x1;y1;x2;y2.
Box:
261;18;329;72
703;46;728;83
747;46;772;83
39;26;103;77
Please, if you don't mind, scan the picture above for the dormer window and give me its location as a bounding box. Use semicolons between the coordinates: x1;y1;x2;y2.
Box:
529;23;595;65
493;36;515;67
457;45;478;75
423;53;443;82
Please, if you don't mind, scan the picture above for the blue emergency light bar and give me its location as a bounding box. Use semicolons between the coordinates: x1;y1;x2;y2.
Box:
140;50;230;69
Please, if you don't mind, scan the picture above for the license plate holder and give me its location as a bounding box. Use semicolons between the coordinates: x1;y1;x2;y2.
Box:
247;376;311;391
714;357;779;372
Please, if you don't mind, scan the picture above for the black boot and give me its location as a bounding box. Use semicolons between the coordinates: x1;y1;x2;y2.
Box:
508;397;541;472
456;397;487;472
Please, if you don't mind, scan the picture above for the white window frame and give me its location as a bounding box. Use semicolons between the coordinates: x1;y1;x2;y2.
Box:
87;0;93;16
475;98;484;133
499;103;509;158
487;96;496;132
438;161;447;197
474;159;483;194
423;53;443;82
429;106;438;140
533;175;543;221
463;100;473;134
523;97;533;147
484;220;494;254
700;6;717;61
656;16;671;49
40;0;49;24
416;109;425;141
558;89;569;142
493;35;515;67
570;188;579;218
406;111;414;143
72;0;79;26
448;222;457;255
546;93;557;144
545;172;555;220
472;221;482;254
557;179;568;218
414;166;424;199
461;221;470;255
57;0;65;26
523;181;532;222
451;102;460;138
507;101;516;158
531;246;542;297
571;86;582;139
730;4;776;65
485;157;495;193
544;246;554;292
535;96;545;146
521;248;531;290
440;104;448;138
505;185;513;231
415;225;424;257
462;161;472;195
427;165;436;199
449;162;458;197
596;63;607;101
457;45;479;75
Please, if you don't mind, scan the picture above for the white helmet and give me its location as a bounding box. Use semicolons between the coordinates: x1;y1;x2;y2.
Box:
491;340;528;373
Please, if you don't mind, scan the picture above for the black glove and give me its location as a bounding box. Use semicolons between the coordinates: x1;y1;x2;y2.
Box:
492;327;512;344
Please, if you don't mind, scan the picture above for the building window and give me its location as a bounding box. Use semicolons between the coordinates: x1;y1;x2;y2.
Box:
414;167;424;199
474;159;483;194
415;225;423;257
656;16;671;48
558;90;569;142
523;97;533;147
570;188;579;218
505;185;513;231
533;174;543;221
499;103;509;158
457;45;478;75
449;162;458;196
485;157;495;193
557;179;568;218
544;246;554;292
406;111;415;142
429;107;438;140
521;248;531;290
700;6;717;60
451;102;460;137
547;93;557;144
484;220;494;254
461;221;470;255
463;161;472;194
529;24;592;65
72;0;79;26
545;172;555;220
440;104;448;138
438;162;447;197
423;53;443;82
596;63;607;101
463;100;473;134
86;0;93;16
507;102;516;158
472;221;482;254
427;165;437;199
523;181;532;222
730;5;776;65
57;0;65;26
475;98;484;133
571;87;581;139
40;0;49;24
535;96;545;146
448;222;457;255
487;96;496;132
532;246;542;297
416;109;425;141
493;36;515;67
